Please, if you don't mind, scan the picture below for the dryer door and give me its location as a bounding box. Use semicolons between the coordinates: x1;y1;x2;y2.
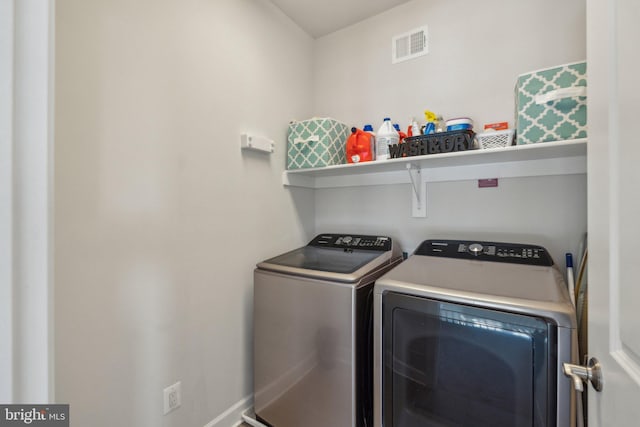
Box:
382;292;556;427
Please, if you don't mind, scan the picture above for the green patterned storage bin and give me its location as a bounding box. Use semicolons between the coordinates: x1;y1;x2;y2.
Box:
516;61;587;144
287;118;349;169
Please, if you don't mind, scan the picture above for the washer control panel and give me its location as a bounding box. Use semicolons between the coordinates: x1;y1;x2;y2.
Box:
309;234;392;251
414;239;553;266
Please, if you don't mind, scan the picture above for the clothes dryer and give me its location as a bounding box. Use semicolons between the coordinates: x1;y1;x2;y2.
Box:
373;239;578;427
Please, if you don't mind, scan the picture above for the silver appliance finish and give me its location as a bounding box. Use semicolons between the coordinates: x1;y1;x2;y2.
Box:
254;234;402;427
373;239;578;427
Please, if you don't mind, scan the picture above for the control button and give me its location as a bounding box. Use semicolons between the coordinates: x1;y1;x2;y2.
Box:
468;243;483;256
342;236;353;245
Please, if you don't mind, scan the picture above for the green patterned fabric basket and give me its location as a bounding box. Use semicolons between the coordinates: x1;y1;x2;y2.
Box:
516;61;587;144
287;118;349;169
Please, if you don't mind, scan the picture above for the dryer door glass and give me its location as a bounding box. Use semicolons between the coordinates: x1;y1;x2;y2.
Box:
382;292;556;427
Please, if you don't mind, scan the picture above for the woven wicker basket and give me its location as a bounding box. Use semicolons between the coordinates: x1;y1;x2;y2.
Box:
476;129;515;149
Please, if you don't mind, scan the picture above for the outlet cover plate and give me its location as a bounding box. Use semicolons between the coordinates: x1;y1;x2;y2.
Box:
163;381;182;415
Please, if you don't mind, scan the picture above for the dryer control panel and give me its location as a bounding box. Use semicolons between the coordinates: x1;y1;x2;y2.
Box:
415;239;553;266
309;234;392;251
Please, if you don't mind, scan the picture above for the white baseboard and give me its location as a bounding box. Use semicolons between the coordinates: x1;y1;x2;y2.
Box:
203;394;253;427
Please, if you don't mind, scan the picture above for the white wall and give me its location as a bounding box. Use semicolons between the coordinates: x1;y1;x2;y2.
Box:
314;0;586;128
54;1;314;426
312;0;587;262
315;175;587;264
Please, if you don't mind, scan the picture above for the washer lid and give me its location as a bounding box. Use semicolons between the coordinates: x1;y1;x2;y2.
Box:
262;246;383;274
257;234;397;282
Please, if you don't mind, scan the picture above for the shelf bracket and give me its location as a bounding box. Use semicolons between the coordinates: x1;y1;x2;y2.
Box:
407;164;426;217
407;163;421;202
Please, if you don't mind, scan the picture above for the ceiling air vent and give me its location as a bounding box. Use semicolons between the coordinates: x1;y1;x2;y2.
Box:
392;25;428;64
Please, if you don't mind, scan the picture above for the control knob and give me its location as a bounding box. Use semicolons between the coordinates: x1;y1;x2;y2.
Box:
468;243;484;256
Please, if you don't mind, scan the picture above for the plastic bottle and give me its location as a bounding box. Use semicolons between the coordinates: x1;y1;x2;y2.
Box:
346;127;374;163
410;118;421;137
424;122;436;134
376;118;399;160
424;110;437;134
363;124;376;160
393;123;407;143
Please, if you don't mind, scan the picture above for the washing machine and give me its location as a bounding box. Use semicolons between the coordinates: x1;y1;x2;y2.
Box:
373;239;578;427
253;233;402;427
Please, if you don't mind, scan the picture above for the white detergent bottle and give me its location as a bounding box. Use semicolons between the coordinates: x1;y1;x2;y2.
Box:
376;118;399;160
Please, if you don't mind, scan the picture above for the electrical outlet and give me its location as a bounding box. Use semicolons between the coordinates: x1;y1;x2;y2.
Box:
163;381;181;415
